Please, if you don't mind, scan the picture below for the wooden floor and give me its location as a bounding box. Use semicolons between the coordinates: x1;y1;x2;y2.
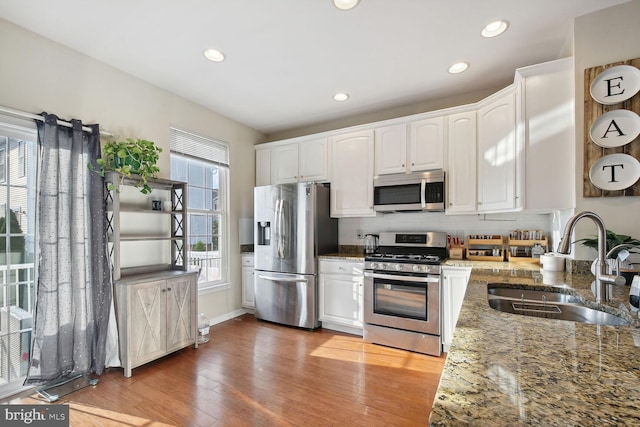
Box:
7;314;446;426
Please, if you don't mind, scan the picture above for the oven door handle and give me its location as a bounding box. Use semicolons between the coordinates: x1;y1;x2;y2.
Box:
364;271;439;283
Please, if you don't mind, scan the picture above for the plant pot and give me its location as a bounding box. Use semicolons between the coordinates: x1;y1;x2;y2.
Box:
114;156;141;173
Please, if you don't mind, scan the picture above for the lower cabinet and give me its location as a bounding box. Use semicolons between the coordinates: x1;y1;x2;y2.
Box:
114;270;198;377
241;253;255;309
441;266;471;352
318;259;364;335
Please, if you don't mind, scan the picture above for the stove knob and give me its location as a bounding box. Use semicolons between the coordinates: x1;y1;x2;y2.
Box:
413;265;422;272
379;263;387;270
370;262;378;270
395;264;403;271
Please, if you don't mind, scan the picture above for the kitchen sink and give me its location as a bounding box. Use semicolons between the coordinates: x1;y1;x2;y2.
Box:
488;286;582;304
487;285;631;326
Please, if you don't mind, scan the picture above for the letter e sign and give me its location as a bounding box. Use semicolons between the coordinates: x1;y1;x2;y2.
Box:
589;65;640;105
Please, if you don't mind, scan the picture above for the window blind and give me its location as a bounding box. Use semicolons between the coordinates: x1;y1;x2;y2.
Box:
170;127;229;167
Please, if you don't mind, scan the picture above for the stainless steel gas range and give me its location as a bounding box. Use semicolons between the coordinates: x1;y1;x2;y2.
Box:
363;231;447;356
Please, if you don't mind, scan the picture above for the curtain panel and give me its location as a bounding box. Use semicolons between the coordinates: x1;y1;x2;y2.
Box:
25;113;111;385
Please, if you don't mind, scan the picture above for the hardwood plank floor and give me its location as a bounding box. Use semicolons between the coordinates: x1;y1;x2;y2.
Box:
6;314;446;426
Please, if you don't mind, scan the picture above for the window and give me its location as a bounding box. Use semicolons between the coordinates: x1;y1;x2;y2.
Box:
17;141;25;178
0;117;37;398
170;127;229;292
0;145;5;183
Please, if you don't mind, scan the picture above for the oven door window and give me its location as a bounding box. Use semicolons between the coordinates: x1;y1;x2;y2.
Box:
373;278;427;321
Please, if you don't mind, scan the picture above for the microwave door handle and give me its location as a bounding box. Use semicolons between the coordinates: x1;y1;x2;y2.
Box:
420;179;426;209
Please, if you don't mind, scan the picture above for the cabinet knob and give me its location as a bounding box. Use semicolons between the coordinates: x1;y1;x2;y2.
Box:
167;287;172;291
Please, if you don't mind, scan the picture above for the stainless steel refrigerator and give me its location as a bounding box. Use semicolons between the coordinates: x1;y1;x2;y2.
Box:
254;182;338;329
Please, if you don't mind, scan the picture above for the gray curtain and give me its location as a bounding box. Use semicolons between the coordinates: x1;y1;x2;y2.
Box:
25;113;112;385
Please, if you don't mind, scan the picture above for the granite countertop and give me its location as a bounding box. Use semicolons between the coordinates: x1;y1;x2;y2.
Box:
431;261;640;426
318;253;365;261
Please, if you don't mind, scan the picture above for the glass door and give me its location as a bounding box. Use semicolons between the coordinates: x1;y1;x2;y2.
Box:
0;120;37;398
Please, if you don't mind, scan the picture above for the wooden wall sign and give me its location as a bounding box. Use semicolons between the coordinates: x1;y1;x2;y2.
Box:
584;57;640;197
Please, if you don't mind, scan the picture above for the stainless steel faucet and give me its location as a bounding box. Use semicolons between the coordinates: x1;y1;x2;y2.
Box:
556;211;625;303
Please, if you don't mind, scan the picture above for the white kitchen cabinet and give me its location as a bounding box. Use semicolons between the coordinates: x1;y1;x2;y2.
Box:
298;138;330;182
271;143;299;184
477;87;522;212
374;123;407;175
318;259;364;335
446;110;477;214
330;130;375;217
115;270;198;377
409;116;445;171
515;57;575;212
441;266;471;352
255;146;271;186
270;138;329;184
241;253;255;309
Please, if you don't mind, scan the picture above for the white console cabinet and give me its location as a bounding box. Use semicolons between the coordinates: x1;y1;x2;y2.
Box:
105;173;197;377
318;259;364;335
114;270;198;377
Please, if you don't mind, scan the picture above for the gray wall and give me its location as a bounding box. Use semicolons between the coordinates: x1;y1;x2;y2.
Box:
0;18;264;321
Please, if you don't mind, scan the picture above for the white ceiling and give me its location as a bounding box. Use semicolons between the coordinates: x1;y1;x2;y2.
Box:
0;0;630;135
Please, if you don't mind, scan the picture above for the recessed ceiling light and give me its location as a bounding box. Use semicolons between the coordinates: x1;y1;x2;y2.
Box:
334;0;359;10
482;20;509;38
203;48;225;62
333;92;350;102
448;62;469;74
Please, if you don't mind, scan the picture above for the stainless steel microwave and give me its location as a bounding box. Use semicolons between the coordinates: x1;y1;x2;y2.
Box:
373;170;445;212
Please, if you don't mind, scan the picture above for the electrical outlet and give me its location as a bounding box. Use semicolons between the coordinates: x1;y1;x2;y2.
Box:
357;229;363;239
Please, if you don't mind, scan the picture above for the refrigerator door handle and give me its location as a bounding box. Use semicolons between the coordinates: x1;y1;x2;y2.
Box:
275;199;284;259
258;274;309;284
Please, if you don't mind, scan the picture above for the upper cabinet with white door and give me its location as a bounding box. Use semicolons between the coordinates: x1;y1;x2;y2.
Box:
255;146;271;187
515;57;575;212
477;86;523;213
409;116;445;171
374;116;445;176
374;123;407;175
270;138;329;184
446;109;477;214
330;130;375;217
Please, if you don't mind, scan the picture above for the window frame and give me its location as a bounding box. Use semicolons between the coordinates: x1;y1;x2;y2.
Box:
169;127;230;293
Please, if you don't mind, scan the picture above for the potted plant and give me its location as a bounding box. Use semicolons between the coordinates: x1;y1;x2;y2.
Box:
575;229;640;279
89;138;163;194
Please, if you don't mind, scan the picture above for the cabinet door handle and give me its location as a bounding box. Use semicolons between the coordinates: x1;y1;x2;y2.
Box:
167;287;172;291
